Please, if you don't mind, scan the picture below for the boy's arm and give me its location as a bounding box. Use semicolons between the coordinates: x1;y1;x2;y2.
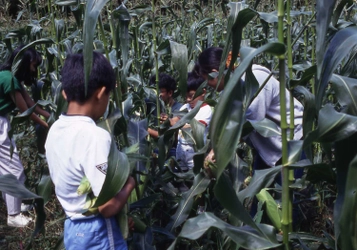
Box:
98;176;136;218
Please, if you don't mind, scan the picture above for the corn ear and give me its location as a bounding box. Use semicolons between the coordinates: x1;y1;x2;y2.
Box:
77;176;92;195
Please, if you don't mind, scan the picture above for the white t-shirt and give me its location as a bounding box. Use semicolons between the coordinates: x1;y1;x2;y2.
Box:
242;64;304;167
45;115;111;219
176;104;212;169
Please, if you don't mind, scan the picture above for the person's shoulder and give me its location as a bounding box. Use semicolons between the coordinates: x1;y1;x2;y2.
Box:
179;103;189;111
252;64;271;74
0;70;13;82
172;101;183;112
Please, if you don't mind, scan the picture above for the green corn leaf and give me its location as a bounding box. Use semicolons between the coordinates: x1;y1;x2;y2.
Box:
169;41;188;98
256;189;282;231
55;0;78;6
93;139;130;207
83;0;110;96
168;212;280;250
0;174;45;237
11;38;54;76
339;153;357;250
36;175;53;205
158;101;202;169
238;166;282;201
330;74;357;116
55;19;65;42
166;172;211;232
210;43;285;180
12;104;37;124
303;104;357;147
315;22;357;109
249;118;281;137
315;0;336;80
332;0;353;27
214;172;269;236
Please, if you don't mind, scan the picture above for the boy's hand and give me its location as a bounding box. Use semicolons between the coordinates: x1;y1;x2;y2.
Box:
124;176;136;193
205;149;215;163
128;217;135;231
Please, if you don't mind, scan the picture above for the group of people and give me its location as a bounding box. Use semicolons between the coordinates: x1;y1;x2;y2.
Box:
0;45;304;249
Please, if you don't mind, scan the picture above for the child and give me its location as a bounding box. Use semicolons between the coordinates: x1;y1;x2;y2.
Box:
0;45;49;227
176;72;212;171
147;73;183;138
45;52;135;249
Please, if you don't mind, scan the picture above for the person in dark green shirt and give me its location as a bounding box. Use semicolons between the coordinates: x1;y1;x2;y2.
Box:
0;45;50;227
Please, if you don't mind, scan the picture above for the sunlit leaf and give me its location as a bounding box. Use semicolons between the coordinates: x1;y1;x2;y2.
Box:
256;189;281;231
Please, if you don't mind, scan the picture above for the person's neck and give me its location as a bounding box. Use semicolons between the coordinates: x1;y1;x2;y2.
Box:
168;98;175;107
66;101;96;120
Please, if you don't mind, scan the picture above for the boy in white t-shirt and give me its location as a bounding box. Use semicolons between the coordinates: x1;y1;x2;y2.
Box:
176;72;212;171
45;52;135;250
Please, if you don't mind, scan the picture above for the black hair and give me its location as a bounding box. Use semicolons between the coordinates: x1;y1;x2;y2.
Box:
187;71;205;92
0;45;42;86
197;47;223;76
149;73;177;92
61;51;115;103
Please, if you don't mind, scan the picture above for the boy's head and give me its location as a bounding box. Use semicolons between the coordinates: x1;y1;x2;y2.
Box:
186;71;206;109
150;73;177;106
61;51;115;104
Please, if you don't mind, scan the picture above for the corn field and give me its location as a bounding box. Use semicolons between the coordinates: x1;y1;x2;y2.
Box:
0;0;357;249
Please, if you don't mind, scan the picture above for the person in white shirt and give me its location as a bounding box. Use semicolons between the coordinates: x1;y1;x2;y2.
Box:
176;72;212;171
45;52;135;250
197;46;304;171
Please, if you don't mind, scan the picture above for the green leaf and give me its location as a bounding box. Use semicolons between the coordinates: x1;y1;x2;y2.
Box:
256;189;281;231
315;0;337;80
214;172;265;233
316;26;357;109
290;65;317;88
190;118;206;150
166;172;211;232
249;118;281;137
238;166;282;201
330;74;357;116
55;0;78;6
55;19;65;42
93;139;130;207
332;0;353;27
210;43;285;180
339;154;357;250
158;102;202;169
83;0;110;95
11;38;54;76
12;104;37;125
36;175;53;205
303;104;357;148
168;212;280;250
0;174;45;237
169;41;188;98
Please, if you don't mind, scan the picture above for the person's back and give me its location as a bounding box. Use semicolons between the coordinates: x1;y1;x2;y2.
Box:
176;72;212;171
243;64;304;167
45;52;135;250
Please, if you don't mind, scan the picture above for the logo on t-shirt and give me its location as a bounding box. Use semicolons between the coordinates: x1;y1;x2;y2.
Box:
96;162;108;175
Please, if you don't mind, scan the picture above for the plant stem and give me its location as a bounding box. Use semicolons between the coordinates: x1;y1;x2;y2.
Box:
152;0;161;131
278;0;291;247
